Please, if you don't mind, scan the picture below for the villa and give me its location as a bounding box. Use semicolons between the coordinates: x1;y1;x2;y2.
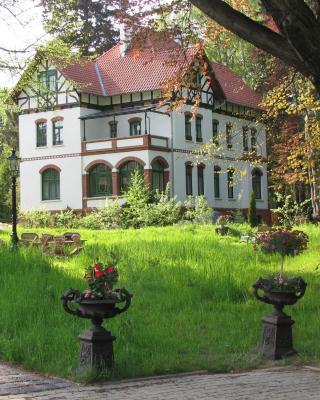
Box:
14;34;269;222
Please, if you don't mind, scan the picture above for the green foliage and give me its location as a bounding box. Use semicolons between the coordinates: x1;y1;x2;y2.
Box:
272;192;311;226
20;209;53;228
52;209;78;228
0;146;11;221
248;191;258;227
142;184;182;226
122;171;150;229
42;0;118;56
184;195;212;224
230;209;246;224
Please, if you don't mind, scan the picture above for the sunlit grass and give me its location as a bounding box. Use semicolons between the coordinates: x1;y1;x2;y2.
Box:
0;224;319;380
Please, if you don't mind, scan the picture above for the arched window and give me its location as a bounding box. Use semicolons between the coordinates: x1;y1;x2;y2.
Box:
119;161;143;192
227;168;235;199
252;168;263;200
214;166;221;198
243;126;249;151
185;163;193;195
152;161;165;192
196;115;203;142
89;164;112;197
226;122;232;149
197;165;205;195
42;168;60;200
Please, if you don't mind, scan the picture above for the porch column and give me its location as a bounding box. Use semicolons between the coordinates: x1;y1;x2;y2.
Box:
112;168;120;195
164;170;170;189
144;169;152;188
82;173;89;211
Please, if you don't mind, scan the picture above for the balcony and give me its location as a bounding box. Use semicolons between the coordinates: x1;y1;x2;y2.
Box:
82;134;169;153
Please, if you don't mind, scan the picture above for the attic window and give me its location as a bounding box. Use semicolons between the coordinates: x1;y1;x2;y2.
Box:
39;70;57;92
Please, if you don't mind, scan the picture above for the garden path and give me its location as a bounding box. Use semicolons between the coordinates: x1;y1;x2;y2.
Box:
0;363;320;399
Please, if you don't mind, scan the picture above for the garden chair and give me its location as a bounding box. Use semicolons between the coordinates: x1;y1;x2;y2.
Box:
40;234;54;253
63;232;81;242
20;233;39;247
70;233;84;256
53;236;66;256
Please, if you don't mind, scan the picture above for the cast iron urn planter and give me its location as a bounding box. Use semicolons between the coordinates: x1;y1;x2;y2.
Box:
253;277;306;360
61;288;132;370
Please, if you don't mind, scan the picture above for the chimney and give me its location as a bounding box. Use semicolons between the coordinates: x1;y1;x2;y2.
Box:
120;23;132;57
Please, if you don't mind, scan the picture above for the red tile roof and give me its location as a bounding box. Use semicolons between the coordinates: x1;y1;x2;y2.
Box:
211;63;262;109
60;40;261;109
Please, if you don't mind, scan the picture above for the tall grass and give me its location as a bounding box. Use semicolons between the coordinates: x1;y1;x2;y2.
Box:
0;224;319;380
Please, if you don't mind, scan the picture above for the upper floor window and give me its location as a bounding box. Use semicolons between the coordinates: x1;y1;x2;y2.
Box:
39;70;57;92
196;115;203;142
129;119;141;136
212;119;219;145
243;126;249;151
185;163;193;195
89;163;112;197
251;128;257;151
227;168;234;199
36;121;47;147
152;160;165;192
226;123;232;149
252;168;263;200
185;114;192;140
42;168;60;200
214;166;221;198
52;119;63;145
197;165;204;195
109;121;118;138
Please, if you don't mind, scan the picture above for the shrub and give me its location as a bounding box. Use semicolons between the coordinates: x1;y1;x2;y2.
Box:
20;209;53;228
122;171;150;228
184;196;212;224
272;192;311;226
143;184;182;226
52;209;78;228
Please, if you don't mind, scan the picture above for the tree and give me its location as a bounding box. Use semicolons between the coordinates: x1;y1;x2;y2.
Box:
42;0;118;56
189;0;320;94
248;191;258;227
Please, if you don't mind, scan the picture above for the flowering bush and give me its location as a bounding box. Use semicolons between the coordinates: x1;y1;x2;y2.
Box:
254;227;308;288
83;261;119;299
216;215;229;226
255;228;308;257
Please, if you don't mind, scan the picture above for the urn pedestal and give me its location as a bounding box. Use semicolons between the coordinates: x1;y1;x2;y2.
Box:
261;309;296;360
62;288;132;371
253;277;306;360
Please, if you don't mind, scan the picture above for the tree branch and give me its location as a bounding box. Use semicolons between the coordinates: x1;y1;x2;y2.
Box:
189;0;309;76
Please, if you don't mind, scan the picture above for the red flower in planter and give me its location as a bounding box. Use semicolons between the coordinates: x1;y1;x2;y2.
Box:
83;260;119;299
106;265;115;273
94;270;105;279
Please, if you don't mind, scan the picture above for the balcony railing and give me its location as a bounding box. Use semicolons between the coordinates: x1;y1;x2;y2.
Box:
82;134;169;153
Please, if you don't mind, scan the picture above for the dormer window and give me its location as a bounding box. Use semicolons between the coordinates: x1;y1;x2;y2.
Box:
39;70;57;92
129;118;141;136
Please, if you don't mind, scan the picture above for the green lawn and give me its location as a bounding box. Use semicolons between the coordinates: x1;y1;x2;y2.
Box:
0;224;319;381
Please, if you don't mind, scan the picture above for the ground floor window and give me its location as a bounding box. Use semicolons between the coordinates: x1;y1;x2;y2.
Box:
152;161;165;191
89;164;112;197
119;161;143;192
186;164;193;195
214;166;221;198
42;168;60;200
197;166;204;195
252;168;262;199
227;168;234;199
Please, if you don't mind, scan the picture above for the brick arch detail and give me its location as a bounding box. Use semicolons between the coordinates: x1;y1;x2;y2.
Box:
35;118;47;124
51;116;64;122
151;156;169;169
39;164;61;174
197;162;206;169
115;157;146;169
185;161;193;167
85;159;113;172
128;117;142;123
